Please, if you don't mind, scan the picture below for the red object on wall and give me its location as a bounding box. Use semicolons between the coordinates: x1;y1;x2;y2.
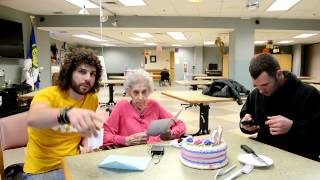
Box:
144;50;150;56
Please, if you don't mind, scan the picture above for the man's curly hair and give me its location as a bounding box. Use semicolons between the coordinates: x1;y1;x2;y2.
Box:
57;48;102;93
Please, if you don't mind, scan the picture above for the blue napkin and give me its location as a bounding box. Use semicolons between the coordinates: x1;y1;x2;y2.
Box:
98;155;152;171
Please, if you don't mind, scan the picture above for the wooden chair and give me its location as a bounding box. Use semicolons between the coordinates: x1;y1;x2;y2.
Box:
0;112;29;179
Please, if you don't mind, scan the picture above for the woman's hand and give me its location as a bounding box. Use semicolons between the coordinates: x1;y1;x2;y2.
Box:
125;132;148;146
160;130;173;141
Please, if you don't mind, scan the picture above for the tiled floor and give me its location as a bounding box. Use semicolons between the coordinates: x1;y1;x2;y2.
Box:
4;82;249;168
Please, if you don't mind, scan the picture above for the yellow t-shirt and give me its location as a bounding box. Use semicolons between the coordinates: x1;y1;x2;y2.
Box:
23;86;98;174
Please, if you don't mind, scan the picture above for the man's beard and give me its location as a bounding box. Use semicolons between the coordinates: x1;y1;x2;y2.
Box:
70;80;92;95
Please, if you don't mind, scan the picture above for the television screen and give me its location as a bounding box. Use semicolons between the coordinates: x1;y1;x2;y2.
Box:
208;63;218;70
0;19;24;58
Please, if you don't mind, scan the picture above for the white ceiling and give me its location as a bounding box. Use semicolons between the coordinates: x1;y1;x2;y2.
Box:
1;0;320;47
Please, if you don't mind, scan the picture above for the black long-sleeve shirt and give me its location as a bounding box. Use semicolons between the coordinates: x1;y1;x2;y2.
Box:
240;72;320;161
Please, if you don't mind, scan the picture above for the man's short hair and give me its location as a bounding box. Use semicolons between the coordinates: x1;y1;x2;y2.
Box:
57;48;102;93
249;53;280;79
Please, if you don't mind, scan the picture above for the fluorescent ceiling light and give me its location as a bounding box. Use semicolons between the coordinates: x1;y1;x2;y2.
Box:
204;41;215;45
144;42;157;46
188;0;203;2
101;43;116;46
254;41;267;44
172;44;182;47
167;32;187;40
134;33;153;38
65;0;98;8
78;7;89;15
129;37;145;41
72;35;106;42
119;0;146;6
267;0;301;11
277;40;294;44
293;33;317;38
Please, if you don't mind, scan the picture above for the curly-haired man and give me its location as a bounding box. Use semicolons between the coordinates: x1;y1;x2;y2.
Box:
23;48;105;179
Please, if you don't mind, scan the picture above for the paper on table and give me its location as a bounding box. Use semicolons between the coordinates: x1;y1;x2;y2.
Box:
98;155;152;171
147;109;182;136
88;129;104;149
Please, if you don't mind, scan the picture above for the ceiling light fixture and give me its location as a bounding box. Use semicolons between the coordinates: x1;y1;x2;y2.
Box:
204;41;215;45
101;43;116;46
72;34;107;42
65;0;98;8
254;40;267;44
118;0;146;6
172;44;182;47
188;0;203;3
277;40;294;44
293;33;317;38
129;37;145;41
79;5;89;15
267;0;301;11
144;42;157;46
246;0;259;10
111;15;118;27
135;33;153;38
111;20;118;27
167;32;187;40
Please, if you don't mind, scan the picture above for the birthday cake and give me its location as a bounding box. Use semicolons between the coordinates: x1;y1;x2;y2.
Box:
179;129;228;169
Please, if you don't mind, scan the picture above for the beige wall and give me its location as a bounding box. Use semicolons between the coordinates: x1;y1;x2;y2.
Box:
273;54;292;72
306;43;320;80
222;54;292;79
144;49;171;70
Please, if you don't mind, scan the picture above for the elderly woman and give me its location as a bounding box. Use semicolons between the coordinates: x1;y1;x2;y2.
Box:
103;69;186;146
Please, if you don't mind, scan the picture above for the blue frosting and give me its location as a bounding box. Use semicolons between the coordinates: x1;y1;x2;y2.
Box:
182;146;227;154
181;155;227;164
186;136;193;143
203;139;214;145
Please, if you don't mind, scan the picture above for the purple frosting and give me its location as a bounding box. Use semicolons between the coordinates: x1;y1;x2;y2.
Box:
203;139;214;145
186;136;193;143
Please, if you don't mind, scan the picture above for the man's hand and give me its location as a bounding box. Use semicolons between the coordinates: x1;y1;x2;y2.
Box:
67;108;105;138
125;132;148;146
265;115;293;135
240;113;260;132
80;138;93;154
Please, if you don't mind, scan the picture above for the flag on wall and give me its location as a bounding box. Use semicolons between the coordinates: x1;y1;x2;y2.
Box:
28;27;40;89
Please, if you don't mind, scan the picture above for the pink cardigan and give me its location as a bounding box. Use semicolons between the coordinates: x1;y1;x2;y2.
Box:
103;99;186;146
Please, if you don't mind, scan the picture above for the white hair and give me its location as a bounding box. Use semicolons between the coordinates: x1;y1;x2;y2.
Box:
124;69;154;93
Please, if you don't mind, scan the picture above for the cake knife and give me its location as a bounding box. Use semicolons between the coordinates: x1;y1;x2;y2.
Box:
240;144;269;166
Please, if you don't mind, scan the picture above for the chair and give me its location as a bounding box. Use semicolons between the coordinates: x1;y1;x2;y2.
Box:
0;112;29;179
159;69;171;86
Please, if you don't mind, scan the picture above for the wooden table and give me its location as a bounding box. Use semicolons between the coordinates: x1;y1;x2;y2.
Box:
297;76;312;80
63;132;320;180
108;75;160;81
194;76;224;80
301;79;320;84
18;91;38;101
190;73;207;80
105;80;125;105
310;84;320;91
176;80;212;90
192;73;207;77
150;74;161;79
162;91;233;135
108;76;126;80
